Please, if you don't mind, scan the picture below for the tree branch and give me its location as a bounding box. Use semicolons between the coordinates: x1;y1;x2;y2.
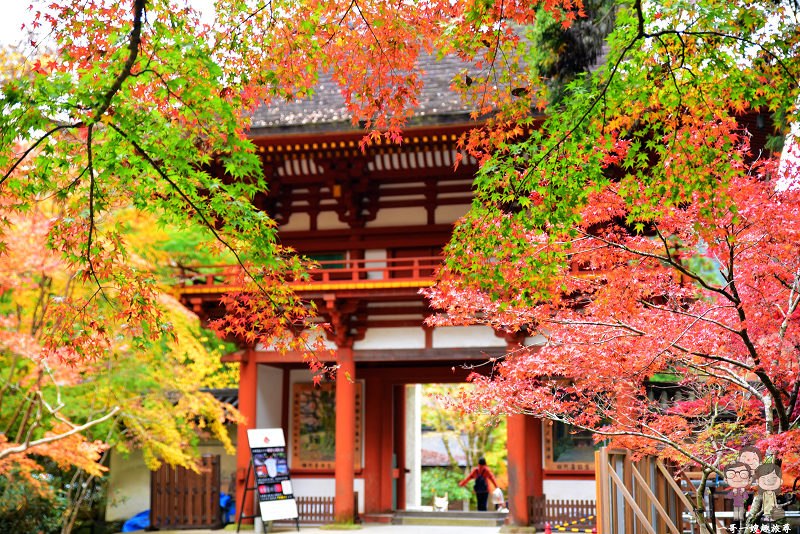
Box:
0;406;120;460
92;0;146;122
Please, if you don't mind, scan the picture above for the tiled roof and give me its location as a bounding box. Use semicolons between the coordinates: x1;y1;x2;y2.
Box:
421;430;468;467
200;387;239;409
248;42;613;136
249;54;475;135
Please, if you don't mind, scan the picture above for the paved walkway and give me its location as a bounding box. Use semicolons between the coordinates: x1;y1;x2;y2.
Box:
146;525;502;534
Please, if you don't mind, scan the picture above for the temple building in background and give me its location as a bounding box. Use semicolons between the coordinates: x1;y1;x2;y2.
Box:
105;53;777;528
106;56;598;528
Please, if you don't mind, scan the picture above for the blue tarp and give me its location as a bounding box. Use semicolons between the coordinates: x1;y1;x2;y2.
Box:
122;493;235;532
220;492;236;524
121;510;149;532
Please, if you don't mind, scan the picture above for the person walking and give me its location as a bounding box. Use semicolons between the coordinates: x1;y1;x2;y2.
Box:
459;457;499;511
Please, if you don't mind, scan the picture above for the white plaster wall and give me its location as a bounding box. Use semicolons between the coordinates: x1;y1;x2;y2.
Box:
353;327;425;350
311;336;339;351
524;334;547;346
257;364;283;429
432;326;507;348
435;204;471;225
106;448;150;521
281;212;310;232
405;384;422;508
256;336;337;352
542;480;597;502
317;211;350;230
365;207;427;228
291;478;365;514
364;249;387;280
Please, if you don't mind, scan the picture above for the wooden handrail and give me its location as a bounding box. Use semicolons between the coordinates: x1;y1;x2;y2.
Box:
630;462;681;534
174;255;675;291
606;462;658;534
176;255;445;288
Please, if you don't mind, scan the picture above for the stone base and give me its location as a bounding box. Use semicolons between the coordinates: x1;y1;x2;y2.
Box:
499;526;539;534
361;514;395;523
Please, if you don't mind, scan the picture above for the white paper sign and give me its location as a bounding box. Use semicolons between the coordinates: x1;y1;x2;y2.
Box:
246;428;299;522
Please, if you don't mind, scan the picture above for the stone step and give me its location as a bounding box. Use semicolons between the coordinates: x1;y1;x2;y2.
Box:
393;510;508;526
396;516;505;527
361;513;395;523
395;510;508;519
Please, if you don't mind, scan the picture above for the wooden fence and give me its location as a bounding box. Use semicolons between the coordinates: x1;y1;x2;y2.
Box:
274;492;359;525
150;455;222;530
529;495;596;527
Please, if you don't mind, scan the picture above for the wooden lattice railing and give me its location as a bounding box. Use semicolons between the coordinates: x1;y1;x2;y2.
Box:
177;256;442;290
273;492;360;525
175;256;654;296
529;495;596;527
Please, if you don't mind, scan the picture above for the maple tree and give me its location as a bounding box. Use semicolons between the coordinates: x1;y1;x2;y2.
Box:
423;0;800;528
0;201;244;532
427;145;800;528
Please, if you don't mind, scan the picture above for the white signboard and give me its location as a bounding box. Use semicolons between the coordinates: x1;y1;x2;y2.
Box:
247;428;299;522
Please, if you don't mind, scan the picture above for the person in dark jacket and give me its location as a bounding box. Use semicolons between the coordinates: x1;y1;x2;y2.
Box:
459;457;499;511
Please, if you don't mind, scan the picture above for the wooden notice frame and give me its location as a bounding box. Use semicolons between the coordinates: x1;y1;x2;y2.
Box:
291;382;363;471
246;428;299;523
543;419;595;473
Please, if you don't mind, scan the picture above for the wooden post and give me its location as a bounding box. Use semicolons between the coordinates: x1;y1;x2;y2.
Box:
503;333;529;526
335;345;356;523
235;348;257;524
623;453;634;533
595;450;604;534
380;381;394;512
526;416;544;498
394;385;407;510
363;377;382;515
508;413;529;526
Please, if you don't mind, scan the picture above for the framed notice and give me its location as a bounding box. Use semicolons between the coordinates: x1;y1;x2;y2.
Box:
291;382;363;471
247;429;299;522
543;420;596;472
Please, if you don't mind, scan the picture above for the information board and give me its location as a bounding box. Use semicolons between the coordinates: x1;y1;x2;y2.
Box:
246;428;299;522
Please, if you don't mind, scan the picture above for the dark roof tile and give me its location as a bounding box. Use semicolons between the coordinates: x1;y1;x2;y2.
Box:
250;54;474;134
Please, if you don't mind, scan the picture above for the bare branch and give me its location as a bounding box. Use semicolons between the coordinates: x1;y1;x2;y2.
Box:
0;406;120;460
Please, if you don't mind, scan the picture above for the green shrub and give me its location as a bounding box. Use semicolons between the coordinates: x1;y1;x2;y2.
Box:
0;474;67;534
421;467;472;505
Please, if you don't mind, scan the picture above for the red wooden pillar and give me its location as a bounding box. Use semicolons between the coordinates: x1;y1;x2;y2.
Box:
394;385;406;510
526;417;544;498
380;381;394;512
505;334;529;526
236;348;257;523
508;413;529;526
364;378;383;514
335;346;356;523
